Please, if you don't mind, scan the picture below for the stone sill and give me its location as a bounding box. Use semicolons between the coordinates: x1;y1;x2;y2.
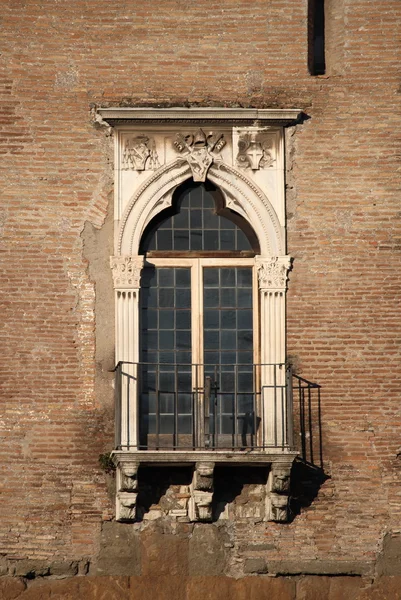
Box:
112;449;298;467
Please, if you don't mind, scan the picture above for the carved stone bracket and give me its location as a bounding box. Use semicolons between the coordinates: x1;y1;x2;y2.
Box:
110;255;144;289
173;128;226;182
266;462;293;522
256;256;292;290
236;131;275;171
116;461;139;522
189;462;214;522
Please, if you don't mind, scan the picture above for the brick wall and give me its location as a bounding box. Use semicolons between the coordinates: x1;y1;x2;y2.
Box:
1;0;401;586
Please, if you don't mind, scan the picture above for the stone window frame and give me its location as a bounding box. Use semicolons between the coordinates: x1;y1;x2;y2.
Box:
98;107;301;522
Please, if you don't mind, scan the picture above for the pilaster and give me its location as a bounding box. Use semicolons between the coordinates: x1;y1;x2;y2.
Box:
256;256;292;447
111;256;144;449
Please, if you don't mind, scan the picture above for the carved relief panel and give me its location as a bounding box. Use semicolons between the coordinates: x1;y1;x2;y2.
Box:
114;123;284;225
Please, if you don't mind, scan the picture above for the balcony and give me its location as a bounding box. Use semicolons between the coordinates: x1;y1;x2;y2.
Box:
112;361;321;522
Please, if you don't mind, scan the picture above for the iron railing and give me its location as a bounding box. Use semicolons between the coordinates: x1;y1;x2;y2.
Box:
114;362;294;452
293;374;323;469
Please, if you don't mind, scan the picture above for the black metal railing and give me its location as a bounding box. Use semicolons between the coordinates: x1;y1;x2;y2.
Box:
293;374;323;469
114;362;295;452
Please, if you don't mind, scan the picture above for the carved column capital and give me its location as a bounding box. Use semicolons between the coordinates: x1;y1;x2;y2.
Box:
110;255;144;289
255;256;292;291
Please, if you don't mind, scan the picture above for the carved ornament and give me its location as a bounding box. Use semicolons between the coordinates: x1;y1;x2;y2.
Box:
173;128;226;182
267;462;292;522
122;135;160;171
269;493;289;522
116;461;139;522
236;131;275;171
256;256;291;290
189;462;214;522
110;256;144;289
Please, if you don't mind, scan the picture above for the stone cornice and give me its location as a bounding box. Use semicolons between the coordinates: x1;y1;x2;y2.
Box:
97;107;302;126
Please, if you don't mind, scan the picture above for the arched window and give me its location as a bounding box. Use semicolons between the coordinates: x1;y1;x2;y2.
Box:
138;181;260;450
140;180;259;255
104;109;298;523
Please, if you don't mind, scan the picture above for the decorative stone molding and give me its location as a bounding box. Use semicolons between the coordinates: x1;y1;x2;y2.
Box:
236;131;275;171
266;462;293;522
173;128;225;181
189;462;215;522
101;108;302;525
115;461;139;522
118;160;285;256
98;107;301;125
256;256;292;290
110;256;144;289
122;135;160;171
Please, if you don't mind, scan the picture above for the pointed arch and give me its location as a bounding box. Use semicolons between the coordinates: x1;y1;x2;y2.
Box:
117;159;284;257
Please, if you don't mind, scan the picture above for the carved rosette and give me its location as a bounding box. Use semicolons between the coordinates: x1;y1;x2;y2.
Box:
256;256;291;291
173;128;226;182
110;256;144;289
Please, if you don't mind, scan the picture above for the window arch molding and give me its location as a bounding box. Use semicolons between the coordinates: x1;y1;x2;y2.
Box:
118;160;284;257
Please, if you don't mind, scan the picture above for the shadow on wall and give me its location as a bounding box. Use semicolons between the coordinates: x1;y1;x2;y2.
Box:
289;459;329;521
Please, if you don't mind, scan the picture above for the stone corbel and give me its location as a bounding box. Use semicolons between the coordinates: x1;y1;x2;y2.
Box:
266;462;292;522
110;255;144;290
116;461;139;522
189;462;214;522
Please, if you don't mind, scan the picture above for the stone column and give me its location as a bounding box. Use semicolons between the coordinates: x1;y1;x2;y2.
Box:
256;256;291;448
110;255;144;450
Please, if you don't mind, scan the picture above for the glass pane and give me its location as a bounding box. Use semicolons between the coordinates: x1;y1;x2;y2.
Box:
203;267;254;442
140;267;192;446
141;182;255;252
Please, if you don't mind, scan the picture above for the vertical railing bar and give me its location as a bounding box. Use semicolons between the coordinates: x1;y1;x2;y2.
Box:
136;362;139;451
174;363;178;450
262;364;265;449
114;363;121;449
286;365;294;449
234;364;238;450
192;366;196;450
281;377;285;449
156;363;160;451
214;365;218;450
299;379;306;461
318;386;323;469
273;364;277;448
127;366;130;450
252;363;256;449
308;384;313;465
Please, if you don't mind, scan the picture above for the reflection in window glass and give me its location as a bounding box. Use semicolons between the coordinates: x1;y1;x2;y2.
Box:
143;183;253;252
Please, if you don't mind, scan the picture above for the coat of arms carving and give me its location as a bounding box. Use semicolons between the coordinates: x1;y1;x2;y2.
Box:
173;128;226;182
236;131;275;171
122;135;160;171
